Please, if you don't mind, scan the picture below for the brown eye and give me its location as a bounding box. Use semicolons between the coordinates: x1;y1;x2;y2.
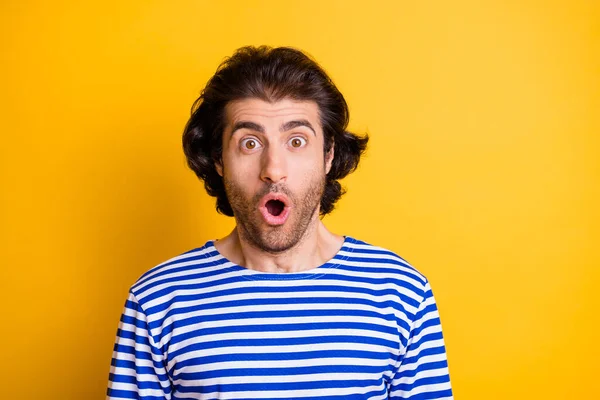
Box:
290;137;306;148
241;138;261;150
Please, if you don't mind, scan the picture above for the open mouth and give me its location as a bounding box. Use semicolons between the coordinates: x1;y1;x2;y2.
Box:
259;193;291;225
265;199;285;216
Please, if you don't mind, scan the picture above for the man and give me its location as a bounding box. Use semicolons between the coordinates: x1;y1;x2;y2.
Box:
107;46;453;400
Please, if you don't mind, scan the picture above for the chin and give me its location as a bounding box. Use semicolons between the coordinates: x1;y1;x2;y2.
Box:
254;232;298;254
242;222;302;253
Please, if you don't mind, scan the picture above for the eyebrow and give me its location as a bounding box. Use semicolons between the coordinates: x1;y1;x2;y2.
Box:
229;119;317;140
230;121;265;136
280;120;316;136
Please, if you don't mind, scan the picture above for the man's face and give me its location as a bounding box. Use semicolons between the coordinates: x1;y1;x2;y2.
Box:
216;98;334;253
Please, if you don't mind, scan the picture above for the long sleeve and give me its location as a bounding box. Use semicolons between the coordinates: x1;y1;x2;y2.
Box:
107;291;172;400
389;281;453;399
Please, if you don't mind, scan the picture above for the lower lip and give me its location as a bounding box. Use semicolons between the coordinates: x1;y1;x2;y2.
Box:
259;206;291;226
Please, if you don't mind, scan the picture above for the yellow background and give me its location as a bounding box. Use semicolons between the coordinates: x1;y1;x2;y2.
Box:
1;1;598;399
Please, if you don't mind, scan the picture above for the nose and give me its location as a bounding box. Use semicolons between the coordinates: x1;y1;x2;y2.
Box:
260;144;287;184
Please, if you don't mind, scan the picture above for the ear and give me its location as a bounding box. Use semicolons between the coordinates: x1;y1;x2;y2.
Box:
215;159;223;177
325;143;334;174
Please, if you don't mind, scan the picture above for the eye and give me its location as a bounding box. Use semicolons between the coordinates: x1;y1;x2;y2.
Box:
240;137;262;151
289;137;307;148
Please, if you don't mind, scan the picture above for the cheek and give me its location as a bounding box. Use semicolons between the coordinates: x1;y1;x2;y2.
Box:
296;150;326;172
223;158;260;190
293;158;326;188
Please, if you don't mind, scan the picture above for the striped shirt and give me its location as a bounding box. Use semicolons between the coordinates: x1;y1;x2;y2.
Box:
107;236;452;399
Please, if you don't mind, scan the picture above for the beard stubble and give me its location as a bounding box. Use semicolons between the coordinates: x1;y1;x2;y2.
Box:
224;173;326;254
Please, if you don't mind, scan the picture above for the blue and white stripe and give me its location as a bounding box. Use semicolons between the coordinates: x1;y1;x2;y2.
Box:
107;236;452;399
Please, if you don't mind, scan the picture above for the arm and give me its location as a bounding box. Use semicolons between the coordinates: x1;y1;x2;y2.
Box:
389;281;453;399
107;292;171;400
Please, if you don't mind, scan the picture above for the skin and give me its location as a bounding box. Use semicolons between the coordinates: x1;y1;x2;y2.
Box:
214;98;344;273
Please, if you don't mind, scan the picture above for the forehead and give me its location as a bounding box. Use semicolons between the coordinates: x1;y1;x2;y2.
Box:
225;98;320;128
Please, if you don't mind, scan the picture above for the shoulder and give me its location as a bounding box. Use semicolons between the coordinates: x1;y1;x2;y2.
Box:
127;240;223;304
340;236;430;296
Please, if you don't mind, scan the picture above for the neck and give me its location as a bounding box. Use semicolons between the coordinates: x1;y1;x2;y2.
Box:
214;221;344;273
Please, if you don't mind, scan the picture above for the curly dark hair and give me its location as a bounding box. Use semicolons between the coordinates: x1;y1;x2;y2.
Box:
182;45;368;216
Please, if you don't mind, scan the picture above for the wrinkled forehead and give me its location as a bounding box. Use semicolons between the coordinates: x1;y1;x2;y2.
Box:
224;98;322;131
